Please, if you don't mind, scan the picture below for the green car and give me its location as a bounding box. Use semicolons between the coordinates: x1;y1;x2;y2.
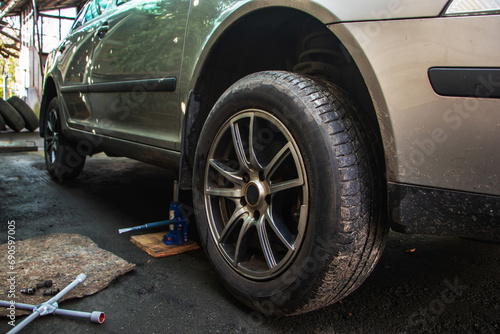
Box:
40;0;500;315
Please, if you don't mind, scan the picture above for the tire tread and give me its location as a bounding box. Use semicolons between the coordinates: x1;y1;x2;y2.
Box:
259;71;388;314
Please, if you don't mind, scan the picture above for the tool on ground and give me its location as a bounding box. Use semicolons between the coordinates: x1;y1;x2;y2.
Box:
19;288;35;295
20;280;54;295
35;280;53;289
118;181;189;246
0;273;105;334
42;288;60;296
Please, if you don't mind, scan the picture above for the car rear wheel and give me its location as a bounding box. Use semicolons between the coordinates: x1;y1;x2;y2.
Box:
193;71;388;315
44;97;86;181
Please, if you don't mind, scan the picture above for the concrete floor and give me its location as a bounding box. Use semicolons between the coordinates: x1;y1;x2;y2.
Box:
0;130;499;333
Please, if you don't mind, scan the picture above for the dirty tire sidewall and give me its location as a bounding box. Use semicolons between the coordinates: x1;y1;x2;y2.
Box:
8;96;39;131
0;98;25;132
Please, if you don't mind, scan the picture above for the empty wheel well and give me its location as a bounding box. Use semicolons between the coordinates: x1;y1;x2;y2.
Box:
181;8;385;189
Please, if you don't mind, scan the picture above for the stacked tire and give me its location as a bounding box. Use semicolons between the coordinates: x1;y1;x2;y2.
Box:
0;97;39;132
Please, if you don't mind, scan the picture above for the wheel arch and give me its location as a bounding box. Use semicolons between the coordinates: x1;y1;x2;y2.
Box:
180;6;387;190
39;76;58;138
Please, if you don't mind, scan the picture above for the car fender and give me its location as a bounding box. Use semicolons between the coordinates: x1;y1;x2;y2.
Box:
180;0;449;105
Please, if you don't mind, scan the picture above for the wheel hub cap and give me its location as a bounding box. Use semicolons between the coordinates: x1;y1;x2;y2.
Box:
245;182;262;207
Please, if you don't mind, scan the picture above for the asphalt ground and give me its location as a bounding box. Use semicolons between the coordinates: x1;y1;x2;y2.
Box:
0;131;499;333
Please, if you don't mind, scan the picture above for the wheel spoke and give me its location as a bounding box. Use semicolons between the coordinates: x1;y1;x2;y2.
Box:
234;216;254;266
206;187;243;199
270;178;304;194
46;132;54;140
231;121;251;172
49;141;58;164
257;215;277;269
47;139;54;152
45;134;55;147
219;206;248;243
46;141;53;161
264;141;304;194
264;141;292;179
208;159;243;186
265;209;294;251
248;114;262;170
297;204;308;242
48;112;58;134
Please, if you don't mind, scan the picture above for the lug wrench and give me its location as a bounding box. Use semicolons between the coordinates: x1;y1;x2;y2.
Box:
0;273;104;333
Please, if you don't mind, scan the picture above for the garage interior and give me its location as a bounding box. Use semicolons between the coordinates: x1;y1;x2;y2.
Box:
0;0;499;333
0;0;83;110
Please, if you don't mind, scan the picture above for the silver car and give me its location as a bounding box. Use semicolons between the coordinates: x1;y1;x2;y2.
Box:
40;0;500;315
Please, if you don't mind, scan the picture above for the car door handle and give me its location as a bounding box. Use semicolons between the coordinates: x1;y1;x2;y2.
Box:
96;23;109;40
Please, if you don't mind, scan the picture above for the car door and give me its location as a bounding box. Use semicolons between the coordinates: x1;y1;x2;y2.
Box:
57;0;111;132
88;0;190;150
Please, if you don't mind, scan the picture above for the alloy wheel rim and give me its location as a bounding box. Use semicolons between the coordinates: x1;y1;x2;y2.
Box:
45;109;59;165
204;110;309;280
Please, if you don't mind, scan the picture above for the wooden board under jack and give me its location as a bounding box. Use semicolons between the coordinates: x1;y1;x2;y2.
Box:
130;232;199;258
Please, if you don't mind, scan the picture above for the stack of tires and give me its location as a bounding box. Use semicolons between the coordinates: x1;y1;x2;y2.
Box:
0;97;39;132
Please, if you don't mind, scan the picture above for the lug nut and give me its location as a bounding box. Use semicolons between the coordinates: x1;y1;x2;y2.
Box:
20;288;36;295
43;288;60;295
36;280;53;289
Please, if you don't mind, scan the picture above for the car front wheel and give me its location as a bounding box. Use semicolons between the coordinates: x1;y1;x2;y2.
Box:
193;71;388;315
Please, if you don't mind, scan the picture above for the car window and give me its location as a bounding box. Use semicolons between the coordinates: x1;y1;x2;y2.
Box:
83;2;99;22
116;0;131;6
70;3;89;31
99;0;110;11
83;0;110;22
70;0;110;31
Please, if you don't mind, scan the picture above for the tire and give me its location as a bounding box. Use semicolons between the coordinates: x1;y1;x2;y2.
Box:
193;71;388;315
8;96;39;131
0;113;5;130
0;98;25;132
44;97;86;181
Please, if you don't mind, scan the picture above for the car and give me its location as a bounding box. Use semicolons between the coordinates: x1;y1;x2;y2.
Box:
40;0;500;315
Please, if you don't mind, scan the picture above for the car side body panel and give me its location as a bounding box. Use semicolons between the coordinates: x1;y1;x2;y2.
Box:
313;0;448;22
55;15;101;133
88;0;190;149
331;15;500;196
